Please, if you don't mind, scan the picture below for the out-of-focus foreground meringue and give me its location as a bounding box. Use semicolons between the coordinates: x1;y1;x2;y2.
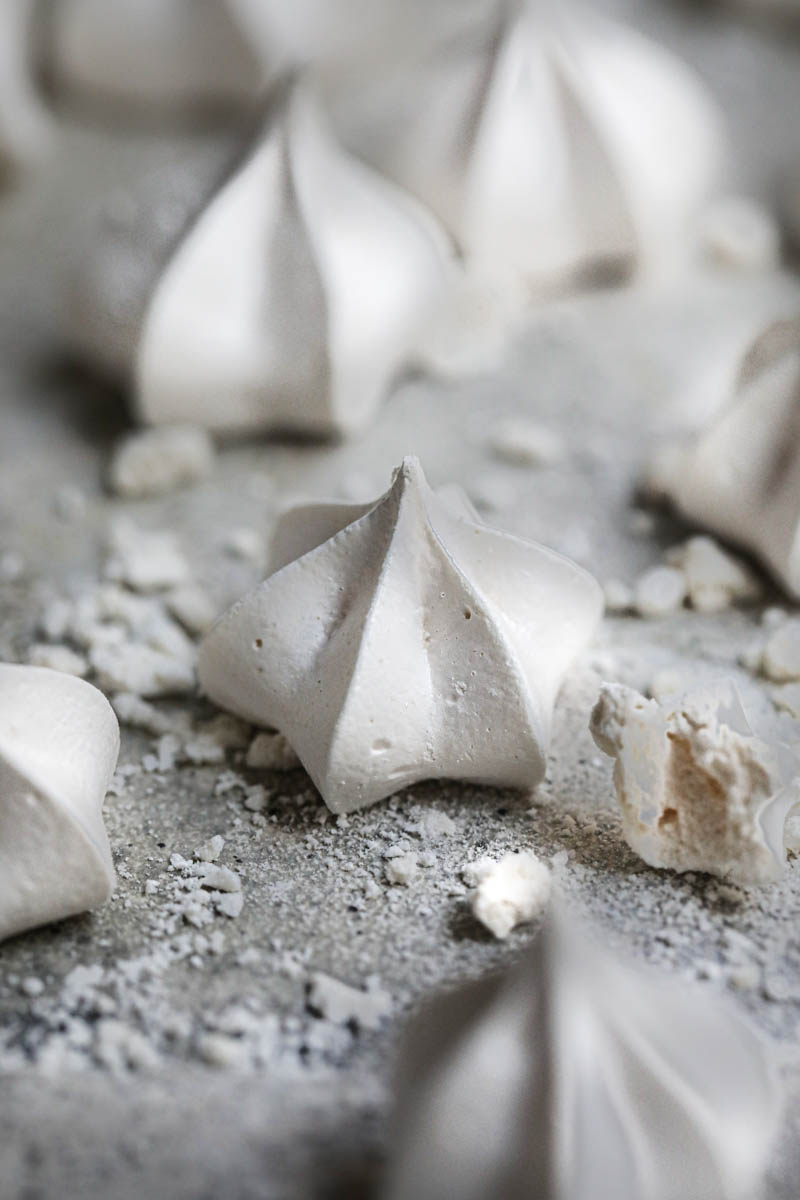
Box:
329;0;724;293
42;0;271;117
385;910;780;1200
648;318;800;599
0;664;119;942
0;0;51;182
199;457;602;813
591;680;800;884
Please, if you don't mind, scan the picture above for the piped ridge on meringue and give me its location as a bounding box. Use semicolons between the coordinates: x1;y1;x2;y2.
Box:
198;457;602;812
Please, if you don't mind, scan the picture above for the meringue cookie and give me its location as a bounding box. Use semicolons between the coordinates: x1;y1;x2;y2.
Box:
0;664;119;942
590;680;800;884
385;910;779;1200
133;82;452;437
44;0;269;118
332;1;723;292
0;0;51;182
198;457;602;813
648;318;800;598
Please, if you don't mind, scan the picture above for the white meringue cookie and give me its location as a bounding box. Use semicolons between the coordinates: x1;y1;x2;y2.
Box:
0;0;51;181
44;0;269;117
136;83;453;437
385;910;780;1200
198;457;602;813
333;1;723;291
649;318;800;598
591;680;800;884
0;664;119;942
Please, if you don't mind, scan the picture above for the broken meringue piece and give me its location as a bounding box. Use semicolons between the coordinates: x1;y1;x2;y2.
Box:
45;0;269;117
199;457;602;813
336;2;722;292
648;318;800;598
0;664;119;942
385;909;779;1200
590;680;800;884
135;81;452;437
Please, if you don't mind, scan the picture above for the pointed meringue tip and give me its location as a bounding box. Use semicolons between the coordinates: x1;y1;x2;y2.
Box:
390;456;428;495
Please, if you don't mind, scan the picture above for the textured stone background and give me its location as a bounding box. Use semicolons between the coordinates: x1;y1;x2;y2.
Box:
2;2;800;1197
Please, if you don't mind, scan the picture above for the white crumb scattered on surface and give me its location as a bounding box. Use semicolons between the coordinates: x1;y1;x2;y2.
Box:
486;418;566;468
414;810;456;840
246;731;301;770
665;537;760;614
90;642;195;698
105;519;190;592
590;681;800;884
108;426;215;498
462;850;552;940
27;643;88;676
307;973;392;1031
166;584;218;636
384;852;419;887
194;836;225;863
111;692;184;736
634;565;687;618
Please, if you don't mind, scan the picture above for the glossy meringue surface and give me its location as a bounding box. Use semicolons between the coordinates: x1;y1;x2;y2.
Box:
136;82;453;437
0;664;119;942
385;910;780;1200
198;457;602;813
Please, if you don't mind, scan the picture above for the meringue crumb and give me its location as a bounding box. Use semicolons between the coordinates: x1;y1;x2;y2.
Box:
462;850;551;939
108;425;215;498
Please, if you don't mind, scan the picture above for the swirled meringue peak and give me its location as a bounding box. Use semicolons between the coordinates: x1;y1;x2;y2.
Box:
648;318;800;598
135;82;453;438
0;664;119;943
198;457;602;813
385;908;780;1200
335;1;723;292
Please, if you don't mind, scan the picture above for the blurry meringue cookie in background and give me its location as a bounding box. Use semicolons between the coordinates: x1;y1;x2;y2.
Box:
0;0;51;183
39;0;273;121
384;908;780;1200
198;457;603;814
0;664;119;943
70;78;454;438
647;317;800;599
321;0;725;295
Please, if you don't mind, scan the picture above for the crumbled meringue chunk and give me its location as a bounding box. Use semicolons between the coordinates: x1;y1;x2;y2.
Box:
108;424;215;497
307;972;392;1031
634;565;687;618
198;456;602;813
665;536;760;613
105;519;190;592
27;643;88;677
590;680;800;883
245;731;300;771
462;850;551;939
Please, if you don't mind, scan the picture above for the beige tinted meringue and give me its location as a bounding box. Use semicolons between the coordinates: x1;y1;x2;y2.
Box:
591;680;800;884
136;83;452;437
199;457;602;813
45;0;267;116
649;318;800;598
332;1;723;291
385;910;779;1200
0;664;119;942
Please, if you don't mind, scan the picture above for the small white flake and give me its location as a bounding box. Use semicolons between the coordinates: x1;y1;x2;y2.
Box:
634;566;687;618
194;835;225;863
245;731;300;770
28;644;88;677
108;425;215;498
307;972;392;1030
462;851;551;939
385;852;419;887
105;519;190;592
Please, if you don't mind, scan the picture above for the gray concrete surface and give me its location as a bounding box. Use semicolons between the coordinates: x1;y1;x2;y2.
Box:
2;3;800;1197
